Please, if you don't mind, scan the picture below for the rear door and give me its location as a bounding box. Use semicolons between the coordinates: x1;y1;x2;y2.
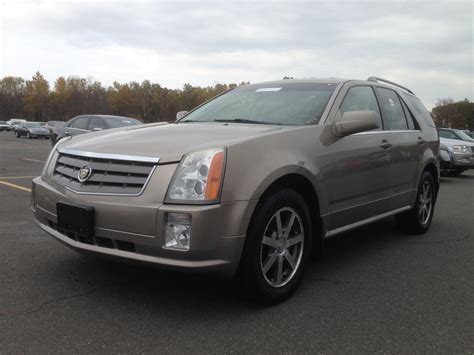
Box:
323;84;394;233
375;87;422;208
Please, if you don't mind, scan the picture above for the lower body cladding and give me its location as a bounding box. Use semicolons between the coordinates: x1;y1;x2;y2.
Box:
31;177;255;278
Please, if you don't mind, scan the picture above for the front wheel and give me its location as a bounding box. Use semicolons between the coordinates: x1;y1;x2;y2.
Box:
237;189;312;304
395;171;436;234
26;132;31;139
15;131;19;138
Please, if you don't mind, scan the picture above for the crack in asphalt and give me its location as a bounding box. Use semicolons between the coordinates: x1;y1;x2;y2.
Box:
0;289;97;318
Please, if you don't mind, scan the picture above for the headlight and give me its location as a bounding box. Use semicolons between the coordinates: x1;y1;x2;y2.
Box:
452;145;468;153
165;148;226;204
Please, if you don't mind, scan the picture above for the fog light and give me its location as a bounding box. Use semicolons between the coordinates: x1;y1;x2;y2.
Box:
164;213;191;251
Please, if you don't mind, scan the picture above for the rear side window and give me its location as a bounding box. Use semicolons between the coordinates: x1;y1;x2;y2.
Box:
377;88;408;130
89;117;108;130
339;86;382;129
70;117;89;130
400;99;418;130
402;94;435;127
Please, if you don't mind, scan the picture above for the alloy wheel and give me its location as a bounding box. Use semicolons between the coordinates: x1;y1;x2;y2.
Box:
260;207;304;288
418;181;433;225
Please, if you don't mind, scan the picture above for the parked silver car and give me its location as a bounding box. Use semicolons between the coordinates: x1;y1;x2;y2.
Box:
439;137;474;175
32;77;439;303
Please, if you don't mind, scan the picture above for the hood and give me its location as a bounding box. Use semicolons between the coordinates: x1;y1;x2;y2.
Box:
440;137;474;147
61;122;286;163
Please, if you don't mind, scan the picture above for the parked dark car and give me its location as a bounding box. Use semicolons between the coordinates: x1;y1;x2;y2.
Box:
15;122;49;139
0;121;13;131
52;115;142;145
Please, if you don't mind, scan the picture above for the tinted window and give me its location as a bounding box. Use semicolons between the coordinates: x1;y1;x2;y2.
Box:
377;88;408;130
70;117;89;130
89;117;108;130
181;83;337;125
400;99;417;130
103;117;141;128
340;86;382;128
402;94;435;127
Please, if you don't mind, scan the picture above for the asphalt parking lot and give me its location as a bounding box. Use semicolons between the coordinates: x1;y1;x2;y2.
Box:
0;131;473;353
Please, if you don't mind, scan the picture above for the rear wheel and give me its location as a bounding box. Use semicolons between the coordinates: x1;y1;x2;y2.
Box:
395;171;436;234
238;189;312;304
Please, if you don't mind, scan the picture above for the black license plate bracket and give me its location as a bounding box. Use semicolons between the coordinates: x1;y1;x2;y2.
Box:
57;202;95;237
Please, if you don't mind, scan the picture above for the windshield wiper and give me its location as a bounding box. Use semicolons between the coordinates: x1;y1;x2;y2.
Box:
214;118;281;125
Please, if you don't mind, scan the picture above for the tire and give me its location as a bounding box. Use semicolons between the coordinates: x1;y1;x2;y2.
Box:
395;171;436;234
237;189;312;304
27;132;31;139
15;131;19;138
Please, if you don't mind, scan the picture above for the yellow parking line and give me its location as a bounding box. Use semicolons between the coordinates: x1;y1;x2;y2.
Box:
0;176;36;179
22;158;45;163
0;180;32;192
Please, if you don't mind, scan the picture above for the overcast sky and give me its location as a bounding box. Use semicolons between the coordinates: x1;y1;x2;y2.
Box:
0;0;472;109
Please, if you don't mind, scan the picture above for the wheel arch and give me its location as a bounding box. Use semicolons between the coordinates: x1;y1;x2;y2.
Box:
245;171;325;253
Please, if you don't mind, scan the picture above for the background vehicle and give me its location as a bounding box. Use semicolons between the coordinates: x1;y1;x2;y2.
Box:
439;137;474;175
438;128;474;142
462;130;474;138
0;121;13;131
52;115;142;145
32;77;439;304
6;119;27;132
15;122;50;139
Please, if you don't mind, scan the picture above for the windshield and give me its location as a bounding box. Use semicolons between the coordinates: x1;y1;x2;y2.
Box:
454;129;474;141
180;82;337;125
26;122;42;128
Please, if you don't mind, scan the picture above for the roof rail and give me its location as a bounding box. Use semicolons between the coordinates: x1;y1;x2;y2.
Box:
367;76;414;95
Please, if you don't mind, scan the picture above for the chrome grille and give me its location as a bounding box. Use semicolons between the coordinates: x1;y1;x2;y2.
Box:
52;149;158;195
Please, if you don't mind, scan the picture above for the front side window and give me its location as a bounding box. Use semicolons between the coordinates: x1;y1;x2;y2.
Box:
339;85;382;129
70;117;89;130
180;82;337;126
89;117;108;130
377;88;408;130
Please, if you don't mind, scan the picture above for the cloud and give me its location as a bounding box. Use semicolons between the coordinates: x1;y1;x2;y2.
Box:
0;0;472;109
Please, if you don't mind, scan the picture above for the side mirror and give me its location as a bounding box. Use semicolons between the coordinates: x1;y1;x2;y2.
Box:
176;111;189;121
334;110;380;137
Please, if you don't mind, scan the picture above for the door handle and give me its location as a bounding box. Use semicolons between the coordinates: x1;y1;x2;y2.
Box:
380;140;392;149
417;137;426;145
65;131;70;136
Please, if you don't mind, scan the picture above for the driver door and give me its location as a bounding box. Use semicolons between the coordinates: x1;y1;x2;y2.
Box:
322;84;394;234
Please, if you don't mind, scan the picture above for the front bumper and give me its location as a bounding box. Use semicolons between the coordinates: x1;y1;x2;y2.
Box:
452;152;474;169
32;176;256;278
